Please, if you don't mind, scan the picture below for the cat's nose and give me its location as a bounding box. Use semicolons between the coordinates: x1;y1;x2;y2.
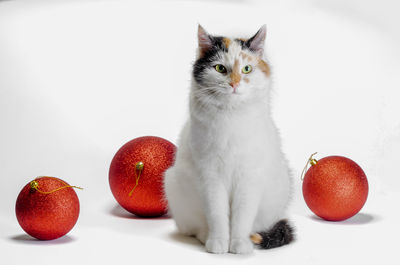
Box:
230;82;239;89
230;82;239;93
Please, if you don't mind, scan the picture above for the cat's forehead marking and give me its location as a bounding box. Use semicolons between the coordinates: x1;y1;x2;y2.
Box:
223;38;231;48
230;59;241;84
240;52;255;62
226;41;242;59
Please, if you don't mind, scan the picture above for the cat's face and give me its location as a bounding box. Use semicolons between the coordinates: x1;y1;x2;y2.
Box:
192;25;271;108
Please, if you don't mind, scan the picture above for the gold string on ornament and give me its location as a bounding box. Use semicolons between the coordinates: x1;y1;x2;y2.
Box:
128;162;144;197
30;176;83;194
300;152;318;180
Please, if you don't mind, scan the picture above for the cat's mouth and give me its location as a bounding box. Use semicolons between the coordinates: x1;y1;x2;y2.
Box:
231;84;240;94
231;88;241;95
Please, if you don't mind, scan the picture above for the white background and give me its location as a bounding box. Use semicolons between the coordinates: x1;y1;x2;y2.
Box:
1;0;399;264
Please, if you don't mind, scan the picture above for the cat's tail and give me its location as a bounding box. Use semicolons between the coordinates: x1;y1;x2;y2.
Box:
250;219;294;249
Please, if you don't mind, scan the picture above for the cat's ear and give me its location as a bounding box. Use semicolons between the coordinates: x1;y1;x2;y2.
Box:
198;24;213;56
246;25;267;57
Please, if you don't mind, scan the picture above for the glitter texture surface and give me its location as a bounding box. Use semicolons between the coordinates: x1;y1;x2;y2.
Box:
15;177;80;240
109;136;176;217
302;156;369;221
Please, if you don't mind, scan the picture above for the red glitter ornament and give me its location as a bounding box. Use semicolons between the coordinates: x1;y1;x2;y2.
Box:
302;154;369;221
109;136;176;217
15;176;81;240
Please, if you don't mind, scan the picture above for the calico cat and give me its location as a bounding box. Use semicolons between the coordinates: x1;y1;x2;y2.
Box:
164;25;294;254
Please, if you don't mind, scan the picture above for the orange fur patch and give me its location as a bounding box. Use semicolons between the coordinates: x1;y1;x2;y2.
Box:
230;59;241;85
240;52;270;76
223;38;231;48
250;233;262;244
257;59;271;76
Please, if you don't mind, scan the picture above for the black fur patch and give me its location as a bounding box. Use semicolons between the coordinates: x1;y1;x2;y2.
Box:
193;36;228;86
235;38;261;54
257;219;294;249
235;38;248;49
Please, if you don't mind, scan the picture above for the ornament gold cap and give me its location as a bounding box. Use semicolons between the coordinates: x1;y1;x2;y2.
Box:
136;161;144;170
30;180;39;190
301;152;318;180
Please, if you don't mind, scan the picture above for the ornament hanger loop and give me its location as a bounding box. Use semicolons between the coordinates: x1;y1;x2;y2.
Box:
129;162;144;197
301;152;318;180
30;176;83;194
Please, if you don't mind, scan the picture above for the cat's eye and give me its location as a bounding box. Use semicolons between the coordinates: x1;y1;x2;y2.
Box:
214;64;227;73
242;65;253;74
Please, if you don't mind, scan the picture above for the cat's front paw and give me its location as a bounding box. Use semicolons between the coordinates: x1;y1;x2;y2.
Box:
229;238;254;254
205;238;229;254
